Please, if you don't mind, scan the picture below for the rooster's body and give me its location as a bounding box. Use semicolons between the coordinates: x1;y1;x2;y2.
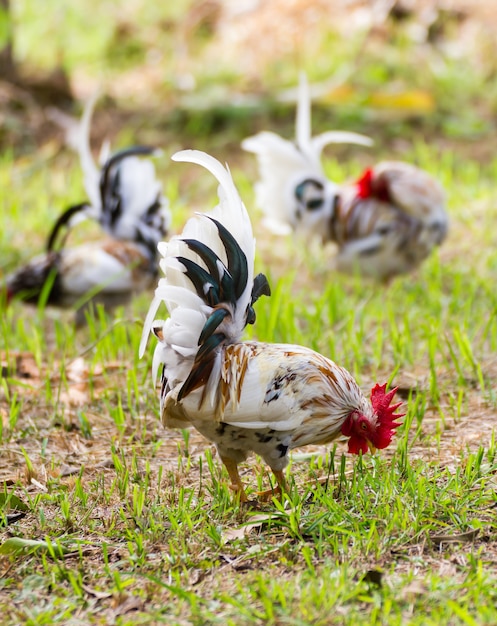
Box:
243;74;447;281
332;161;448;281
6;240;155;315
141;150;403;501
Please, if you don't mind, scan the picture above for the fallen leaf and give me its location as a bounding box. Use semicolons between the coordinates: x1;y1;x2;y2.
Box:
222;512;277;543
220;553;255;571
320;84;358;105
112;594;144;616
368;89;435;112
0;491;29;512
1;351;40;380
66;357;89;383
59;386;89;407
392;372;425;397
189;569;206;586
60;464;81;477
30;478;47;492
0;537;69;557
223;526;250;542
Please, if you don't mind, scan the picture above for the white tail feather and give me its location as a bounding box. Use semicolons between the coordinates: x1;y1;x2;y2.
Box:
296;72;312;162
141;150;256;392
172;149;255;309
73;94;101;211
297;74;373;162
311;131;373;157
242;131;328;230
48;94;100;210
172;150;254;256
115;157;162;219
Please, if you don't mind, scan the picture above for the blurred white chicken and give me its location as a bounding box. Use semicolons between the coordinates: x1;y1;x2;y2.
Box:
243;74;448;281
4;100;170;322
140;150;403;502
242;73;372;238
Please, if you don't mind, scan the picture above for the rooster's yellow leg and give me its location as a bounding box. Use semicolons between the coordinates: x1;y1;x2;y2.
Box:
220;456;248;503
257;469;287;502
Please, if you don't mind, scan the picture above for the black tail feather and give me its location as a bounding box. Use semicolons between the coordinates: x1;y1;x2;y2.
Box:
207;217;248;300
183;239;220;278
198;308;229;345
176;220;270;402
251;273;271;305
177;256;221;307
46;202;91;252
99;146;156;204
246;272;271;325
183;239;235;304
99;145;157;228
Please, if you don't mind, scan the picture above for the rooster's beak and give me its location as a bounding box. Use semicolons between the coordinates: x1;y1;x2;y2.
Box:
368;442;377;454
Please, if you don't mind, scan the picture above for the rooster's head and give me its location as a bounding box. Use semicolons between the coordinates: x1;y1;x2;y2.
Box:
341;383;404;454
356;168;391;203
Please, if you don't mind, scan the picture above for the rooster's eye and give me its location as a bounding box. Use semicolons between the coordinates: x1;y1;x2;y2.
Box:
360;422;368;431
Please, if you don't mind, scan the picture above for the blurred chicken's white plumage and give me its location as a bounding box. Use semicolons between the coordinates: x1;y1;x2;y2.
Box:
141;149;403;502
242;73;372;237
4;236;159;325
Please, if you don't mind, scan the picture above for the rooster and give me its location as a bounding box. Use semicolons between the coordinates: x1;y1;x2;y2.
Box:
140;149;403;502
242;74;448;281
4;141;169;322
242;73;372;238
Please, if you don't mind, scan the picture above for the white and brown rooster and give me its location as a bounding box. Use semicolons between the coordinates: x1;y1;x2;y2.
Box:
243;74;448;281
4;108;169;321
140;149;403;502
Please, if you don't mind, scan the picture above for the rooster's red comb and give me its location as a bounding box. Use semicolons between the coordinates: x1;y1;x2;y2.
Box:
371;383;404;428
356;168;374;199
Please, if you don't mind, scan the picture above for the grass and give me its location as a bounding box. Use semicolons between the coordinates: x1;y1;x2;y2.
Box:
2;140;497;625
2;2;497;624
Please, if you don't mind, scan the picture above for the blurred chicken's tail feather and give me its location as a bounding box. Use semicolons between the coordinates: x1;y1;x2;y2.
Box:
297;73;373;163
